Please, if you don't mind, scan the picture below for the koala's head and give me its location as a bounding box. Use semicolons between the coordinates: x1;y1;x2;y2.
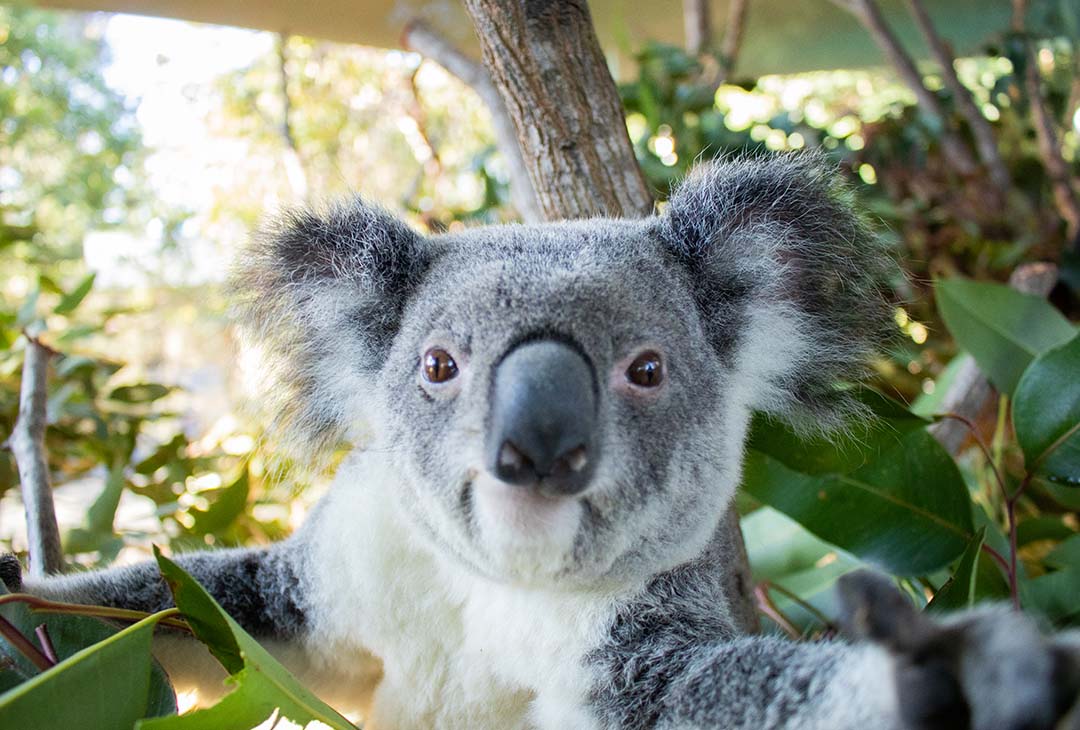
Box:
235;153;894;589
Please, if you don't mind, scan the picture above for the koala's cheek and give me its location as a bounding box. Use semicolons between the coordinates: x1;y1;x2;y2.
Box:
471;474;581;559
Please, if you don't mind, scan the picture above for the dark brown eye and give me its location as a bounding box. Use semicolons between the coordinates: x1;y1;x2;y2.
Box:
626;351;663;388
423;348;458;383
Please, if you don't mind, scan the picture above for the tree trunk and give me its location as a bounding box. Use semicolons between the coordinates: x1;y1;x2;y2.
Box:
462;0;758;633
462;0;654;221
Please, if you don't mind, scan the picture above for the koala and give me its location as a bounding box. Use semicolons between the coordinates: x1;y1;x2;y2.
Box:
4;153;1079;729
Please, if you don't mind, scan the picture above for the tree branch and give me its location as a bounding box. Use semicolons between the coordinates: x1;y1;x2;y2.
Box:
276;33;309;200
1012;0;1080;241
402;19;542;224
719;0;751;80
9;335;63;577
830;0;979;176
683;0;711;57
905;0;1012;194
461;0;654;220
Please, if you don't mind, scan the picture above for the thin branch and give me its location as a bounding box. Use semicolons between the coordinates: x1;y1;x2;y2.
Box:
683;0;711;57
34;624;58;665
830;0;978;176
905;0;1012;193
934;413;1009;499
1012;0;1080;240
719;0;751;80
0;614;52;671
760;581;839;633
0;593;192;633
753;584;801;639
276;33;308;200
9;335;63;578
401;19;542;224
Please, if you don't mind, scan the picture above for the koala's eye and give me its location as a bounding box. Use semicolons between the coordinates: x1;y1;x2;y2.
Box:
626;351;663;388
423;348;459;383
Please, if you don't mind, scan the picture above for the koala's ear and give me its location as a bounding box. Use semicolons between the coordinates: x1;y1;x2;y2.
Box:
231;198;428;457
657;153;896;430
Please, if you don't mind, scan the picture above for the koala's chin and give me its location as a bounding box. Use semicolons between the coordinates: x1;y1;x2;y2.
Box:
470;473;584;584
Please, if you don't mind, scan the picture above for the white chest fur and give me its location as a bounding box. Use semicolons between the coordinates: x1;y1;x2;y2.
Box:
300;451;620;729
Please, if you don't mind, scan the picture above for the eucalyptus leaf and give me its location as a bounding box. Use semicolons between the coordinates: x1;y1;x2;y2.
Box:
926;527;985;613
54;272;95;314
1013;333;1080;485
0;608;176;729
107;383;172;403
140;550;357;730
935;278;1076;395
743;426;972;575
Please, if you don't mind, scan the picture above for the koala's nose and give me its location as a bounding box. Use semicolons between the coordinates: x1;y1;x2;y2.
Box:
487;340;597;496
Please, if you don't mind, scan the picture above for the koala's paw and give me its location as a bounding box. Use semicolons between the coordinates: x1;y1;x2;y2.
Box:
0;554;23;593
837;569;1080;730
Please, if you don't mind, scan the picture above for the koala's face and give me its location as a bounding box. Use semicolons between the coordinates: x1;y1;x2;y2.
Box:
375;222;745;587
237;154;892;589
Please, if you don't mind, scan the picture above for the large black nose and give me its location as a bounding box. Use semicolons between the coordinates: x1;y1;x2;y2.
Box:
486;340;597;496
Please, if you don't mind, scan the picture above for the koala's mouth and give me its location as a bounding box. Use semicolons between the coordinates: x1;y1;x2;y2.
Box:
468;472;584;554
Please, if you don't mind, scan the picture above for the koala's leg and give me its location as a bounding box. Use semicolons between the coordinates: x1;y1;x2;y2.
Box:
2;541;309;640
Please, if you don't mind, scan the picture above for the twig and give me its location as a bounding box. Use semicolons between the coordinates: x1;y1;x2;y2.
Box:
718;0;750;81
934;412;1009;498
401;19;542;224
683;0;711;57
760;581;839;633
0;614;52;671
0;593;193;633
1012;0;1080;240
34;624;58;664
9;334;63;577
753;584;801;639
830;0;978;176
905;0;1012;193
276;33;308;200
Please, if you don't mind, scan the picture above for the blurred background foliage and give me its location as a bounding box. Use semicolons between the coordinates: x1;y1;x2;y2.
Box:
0;0;1077;638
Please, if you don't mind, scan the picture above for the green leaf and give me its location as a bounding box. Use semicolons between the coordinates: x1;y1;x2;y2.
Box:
935;278;1076;395
1013;333;1080;485
1022;568;1080;624
1044;534;1080;571
0;609;176;730
1016;516;1077;547
143;549;357;730
107;383;171;403
749;388;927;476
53;273;95;315
188;469;249;535
743;425;973;575
926;526;985;612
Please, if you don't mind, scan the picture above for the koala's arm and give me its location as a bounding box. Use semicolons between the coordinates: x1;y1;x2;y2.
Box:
0;541;309;640
593;572;1080;730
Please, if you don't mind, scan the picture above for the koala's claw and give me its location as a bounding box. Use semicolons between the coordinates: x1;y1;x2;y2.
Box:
0;554;22;593
838;569;1080;730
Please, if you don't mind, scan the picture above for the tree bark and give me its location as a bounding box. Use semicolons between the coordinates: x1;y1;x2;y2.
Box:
462;0;654;221
463;0;758;632
10;337;63;577
402;19;542;223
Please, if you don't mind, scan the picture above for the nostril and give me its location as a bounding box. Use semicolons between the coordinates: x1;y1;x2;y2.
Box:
550;445;588;477
495;440;536;485
564;446;588;473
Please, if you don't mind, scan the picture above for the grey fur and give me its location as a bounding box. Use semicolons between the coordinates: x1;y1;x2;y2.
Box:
8;153;1078;729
